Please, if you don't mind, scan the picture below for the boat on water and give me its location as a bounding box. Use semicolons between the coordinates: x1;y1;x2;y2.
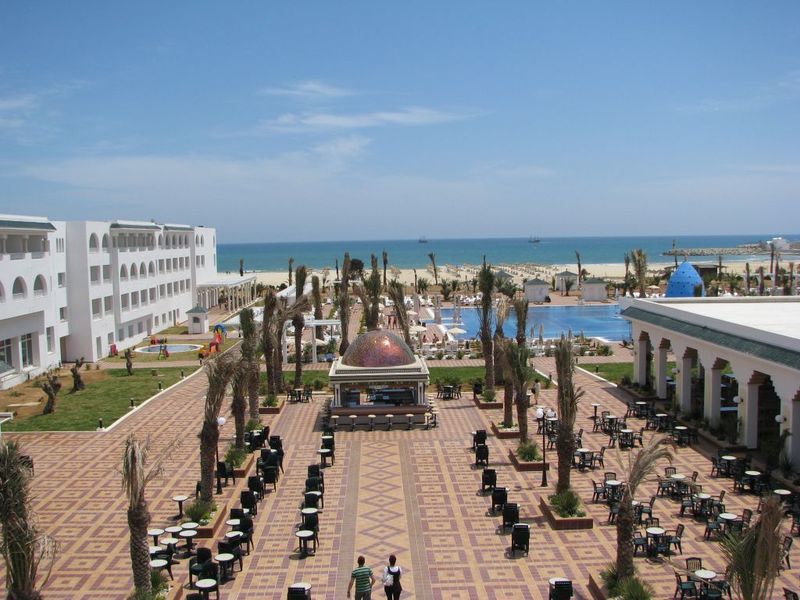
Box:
528;236;540;244
419;236;428;243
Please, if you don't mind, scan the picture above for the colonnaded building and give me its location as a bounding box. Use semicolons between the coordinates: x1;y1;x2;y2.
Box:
0;213;255;389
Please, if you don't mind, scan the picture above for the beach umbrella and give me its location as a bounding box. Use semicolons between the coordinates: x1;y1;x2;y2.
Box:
314;338;328;346
410;325;427;334
448;327;466;336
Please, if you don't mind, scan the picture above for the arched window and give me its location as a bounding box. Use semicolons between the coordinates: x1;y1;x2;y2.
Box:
101;234;109;251
89;233;99;251
33;274;47;296
12;276;26;299
120;265;128;280
147;234;154;247
130;263;138;279
158;234;164;248
0;281;5;303
195;234;199;245
149;261;156;276
201;235;205;247
184;234;189;247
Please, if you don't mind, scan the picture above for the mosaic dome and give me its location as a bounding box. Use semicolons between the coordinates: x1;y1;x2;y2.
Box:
341;330;416;368
666;261;705;298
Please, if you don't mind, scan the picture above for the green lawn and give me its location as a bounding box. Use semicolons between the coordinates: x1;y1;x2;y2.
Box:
6;367;195;432
587;361;676;385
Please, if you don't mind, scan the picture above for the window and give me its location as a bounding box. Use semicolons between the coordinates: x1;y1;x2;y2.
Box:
0;282;4;303
159;284;165;297
107;332;114;345
102;234;109;251
103;265;111;281
58;272;66;287
137;321;144;334
140;289;147;305
89;233;99;251
0;338;12;370
20;333;33;367
90;266;100;284
149;262;156;276
59;306;67;321
172;258;178;270
104;296;113;312
92;299;102;319
127;325;134;338
130;263;138;279
155;315;160;326
121;294;129;311
33;275;47;296
140;262;146;279
159;259;165;271
167;283;173;296
120;265;128;280
46;327;54;353
12;277;26;299
118;328;124;341
131;291;139;307
149;287;156;302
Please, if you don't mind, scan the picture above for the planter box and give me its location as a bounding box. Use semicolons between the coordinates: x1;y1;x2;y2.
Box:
508;450;549;472
195;499;228;539
472;396;503;410
258;398;286;414
491;421;520;439
232;452;256;478
587;573;606;600
539;497;594;530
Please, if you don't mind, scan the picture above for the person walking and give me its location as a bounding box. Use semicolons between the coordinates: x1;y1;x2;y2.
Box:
347;555;375;600
382;554;402;599
533;378;541;405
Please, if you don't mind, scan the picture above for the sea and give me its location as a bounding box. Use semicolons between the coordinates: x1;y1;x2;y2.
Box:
217;234;799;273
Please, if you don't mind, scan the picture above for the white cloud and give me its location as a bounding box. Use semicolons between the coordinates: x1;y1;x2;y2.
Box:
258;80;354;100
474;162;557;179
258;106;471;133
0;94;39;111
676;69;800;113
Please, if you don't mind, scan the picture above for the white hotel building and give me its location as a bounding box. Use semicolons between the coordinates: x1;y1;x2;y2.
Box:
0;214;254;390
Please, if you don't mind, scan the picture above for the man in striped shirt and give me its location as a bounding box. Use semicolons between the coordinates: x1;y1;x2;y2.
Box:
347;555;375;599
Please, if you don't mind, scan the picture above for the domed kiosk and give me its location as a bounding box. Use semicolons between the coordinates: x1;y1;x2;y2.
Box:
666;261;706;298
329;330;431;429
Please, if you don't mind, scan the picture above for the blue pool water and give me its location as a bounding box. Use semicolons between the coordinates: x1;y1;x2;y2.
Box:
438;305;631;341
136;344;202;354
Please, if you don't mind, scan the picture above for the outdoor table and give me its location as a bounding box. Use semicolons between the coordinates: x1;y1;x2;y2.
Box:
673;425;689;444
295;529;315;556
694;493;712;517
591;403;600;420
225;530;242;540
181;521;199;530
719;512;737;532
670;473;686;481
172;494;189;519
148;545;163;556
646;527;666;556
179;529;197;555
720;455;736;461
293;388;304;402
301;507;319;516
215;552;235;582
161;536;179;550
321;435;334;442
442;385;454;399
605;479;622;501
318;448;332;468
619;429;634;448
290;582;312;593
195;578;217;599
655;413;668;430
744;470;761;492
694;569;717;591
574;448;591;469
225;518;240;528
635;401;647;417
774;488;792;501
149;558;168;573
148;528;164;546
164;525;182;537
549;577;570;594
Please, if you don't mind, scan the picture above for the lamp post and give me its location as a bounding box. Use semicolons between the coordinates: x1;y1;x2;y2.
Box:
216;416;226;495
539;408;548;487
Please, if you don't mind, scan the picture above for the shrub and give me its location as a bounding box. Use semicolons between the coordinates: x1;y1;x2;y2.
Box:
224;444;247;468
517;440;541;462
183;499;216;524
544;377;553;389
549;489;585;517
482;388;496;402
620;374;632;386
599;564;653;600
312;378;324;391
456;350;464;359
261;394;277;407
497;421;517;430
246;418;262;431
436;351;444;360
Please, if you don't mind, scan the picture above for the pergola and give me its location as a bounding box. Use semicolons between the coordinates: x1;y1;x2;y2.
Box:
196;274;257;311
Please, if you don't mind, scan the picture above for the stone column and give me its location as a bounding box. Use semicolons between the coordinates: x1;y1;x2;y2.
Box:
741;381;759;449
701;355;724;429
655;340;669;400
788;391;800;468
634;336;648;387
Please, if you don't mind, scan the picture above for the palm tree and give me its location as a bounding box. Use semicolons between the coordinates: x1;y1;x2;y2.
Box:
719;496;784;600
387;279;412;346
504;341;534;443
292;266;308;388
382;250;388;290
563;279;575;296
575;251;582;286
554;335;584;494
121;434;165;599
355;255;382;330
239;257;244;278
440;279;455;301
261;289;278;396
0;440;55;600
615;435;674;579
513;298;529;347
199;353;237;502
631;248;648;298
623;252;631;297
338;253;352;355
416;277;429;294
288;257;294;286
428;252;438;286
239;307;260;421
494;296;511;422
311;276;323;341
230;361;247;449
478;260;496;391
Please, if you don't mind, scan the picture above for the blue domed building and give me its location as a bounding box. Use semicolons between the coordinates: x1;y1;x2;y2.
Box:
665;261;705;298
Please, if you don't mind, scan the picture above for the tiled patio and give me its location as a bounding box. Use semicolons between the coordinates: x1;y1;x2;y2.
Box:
4;357;798;599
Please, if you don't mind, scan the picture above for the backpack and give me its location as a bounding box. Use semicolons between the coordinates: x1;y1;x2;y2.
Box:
390;566;401;591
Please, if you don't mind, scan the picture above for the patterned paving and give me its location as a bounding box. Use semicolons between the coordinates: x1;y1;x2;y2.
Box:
3;356;799;599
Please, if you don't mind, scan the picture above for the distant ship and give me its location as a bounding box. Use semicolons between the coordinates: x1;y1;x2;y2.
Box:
528;236;541;244
419;236;428;243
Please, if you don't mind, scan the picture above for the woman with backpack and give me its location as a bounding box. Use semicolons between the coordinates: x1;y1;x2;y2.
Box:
382;554;402;599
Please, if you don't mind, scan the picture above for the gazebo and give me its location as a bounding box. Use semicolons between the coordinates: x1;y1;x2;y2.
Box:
581;277;609;302
524;278;550;303
328;330;431;427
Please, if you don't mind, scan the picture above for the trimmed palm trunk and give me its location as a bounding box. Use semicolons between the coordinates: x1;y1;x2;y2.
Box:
311;276;323;341
199;354;237;502
554;335;583;494
293;266;308;388
504;341;532;443
338;253;352;355
478;261;495;391
382;250;388;290
387;280;412;346
231;364;247;449
239;307;260;420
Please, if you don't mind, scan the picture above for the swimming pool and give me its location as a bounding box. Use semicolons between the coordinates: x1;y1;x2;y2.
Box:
438;305;631;341
135;344;203;354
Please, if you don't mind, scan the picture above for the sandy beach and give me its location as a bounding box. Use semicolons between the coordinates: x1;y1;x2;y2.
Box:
245;259;777;289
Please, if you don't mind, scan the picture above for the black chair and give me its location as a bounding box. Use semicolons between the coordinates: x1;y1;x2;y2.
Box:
237;515;254;554
196;562;219;600
668;523;685;555
248;475;265;501
262;466;278;492
781;536;793;570
230;507;246;520
502;502;519;531
269;435;283;450
287;584;312;599
241;490;258;517
591;480;607;503
216;461;236;487
473;429;487;450
481;468;497;494
510;523;529;556
475;444;489;467
784;589;799;600
189;547;212;587
301;491;320;510
491;487;507;513
301;512;320;552
308;464;321;479
550;580;573;599
632;531;648;556
217;539;243;572
673;572;698;599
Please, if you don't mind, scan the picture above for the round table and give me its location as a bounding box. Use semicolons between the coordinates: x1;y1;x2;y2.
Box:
745;470;761;477
646;526;665;536
646;527;666;556
226;530;242;540
301;507;319;516
774;488;791;498
215;552;235;582
696;493;711;500
321;435;333;441
318;448;332;468
719;512;736;521
172;494;189;519
148;528;164;546
576;448;591;453
226;518;240;528
149;558;168;570
196;578;217;598
620;429;633;434
694;569;717;581
181;521;199;530
164;525;182;537
290;582;312;592
161;536;179;550
606;479;621;486
295;529;315;555
179;529;197;554
670;473;686;481
148;545;163;555
721;455;736;461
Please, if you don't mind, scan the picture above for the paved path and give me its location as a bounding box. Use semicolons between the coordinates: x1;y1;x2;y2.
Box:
4;357;798;599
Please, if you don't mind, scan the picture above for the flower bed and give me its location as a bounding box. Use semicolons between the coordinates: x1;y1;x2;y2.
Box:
195;499;229;539
539;497;594;530
233;451;256;478
472;395;503;410
258;397;285;414
508;449;549;472
490;421;520;439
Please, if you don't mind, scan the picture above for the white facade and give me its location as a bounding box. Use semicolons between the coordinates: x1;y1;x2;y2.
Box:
581;278;609;302
523;278;549;303
0;214;221;388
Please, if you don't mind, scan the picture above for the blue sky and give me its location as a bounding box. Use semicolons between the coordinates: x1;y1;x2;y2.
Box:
1;2;799;243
